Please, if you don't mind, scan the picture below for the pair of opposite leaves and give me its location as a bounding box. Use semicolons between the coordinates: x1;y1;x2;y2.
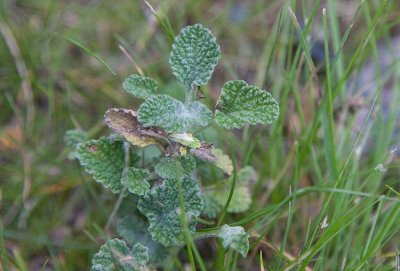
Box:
104;78;281;150
104;78;280;148
119;77;280;132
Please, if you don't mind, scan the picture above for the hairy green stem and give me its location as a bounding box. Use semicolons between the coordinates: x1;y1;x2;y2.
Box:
185;86;196;105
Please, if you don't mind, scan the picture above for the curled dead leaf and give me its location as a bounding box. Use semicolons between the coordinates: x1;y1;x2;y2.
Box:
104;108;168;147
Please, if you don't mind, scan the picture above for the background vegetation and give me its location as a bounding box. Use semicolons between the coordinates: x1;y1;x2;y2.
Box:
1;0;400;270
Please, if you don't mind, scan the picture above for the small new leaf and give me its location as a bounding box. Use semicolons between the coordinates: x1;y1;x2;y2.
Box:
105;108;167;147
218;225;249;257
91;238;147;271
215;80;279;129
64;129;88;148
138;95;212;133
122;168;152;196
169;133;201;148
131;243;149;267
77;137;124;193
117;216;167;267
170;24;220;89
154;157;184;179
137;178;203;246
123;74;158;99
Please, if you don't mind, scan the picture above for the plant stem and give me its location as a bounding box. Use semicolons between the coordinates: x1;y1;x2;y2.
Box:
190;239;207;271
185;86;196;105
215;240;225;271
196;217;215;226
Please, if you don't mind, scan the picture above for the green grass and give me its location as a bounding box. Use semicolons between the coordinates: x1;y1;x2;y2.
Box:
1;0;400;270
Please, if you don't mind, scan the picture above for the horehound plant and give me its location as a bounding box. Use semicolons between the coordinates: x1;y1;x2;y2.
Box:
66;24;279;270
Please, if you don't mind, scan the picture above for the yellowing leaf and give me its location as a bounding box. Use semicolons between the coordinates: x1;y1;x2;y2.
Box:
190;144;233;175
211;148;233;175
169;133;201;148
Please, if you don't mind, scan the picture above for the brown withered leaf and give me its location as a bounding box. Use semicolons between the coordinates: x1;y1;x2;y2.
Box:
190;143;215;163
104;108;168;147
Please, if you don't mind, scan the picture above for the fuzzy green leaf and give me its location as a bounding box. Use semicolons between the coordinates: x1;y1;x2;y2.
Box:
218;225;249;257
154;157;196;179
131;243;149;267
201;194;222;219
215;80;279;129
204;167;255;213
122;168;152;196
213;186;251;213
91;239;130;271
117;217;151;248
138;95;212;133
77;137;125;193
154;157;184;179
179;156;197;174
185;101;214;128
117;216;167;267
123;74;158;99
91;238;148;271
169;24;220;89
137;178;203;246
